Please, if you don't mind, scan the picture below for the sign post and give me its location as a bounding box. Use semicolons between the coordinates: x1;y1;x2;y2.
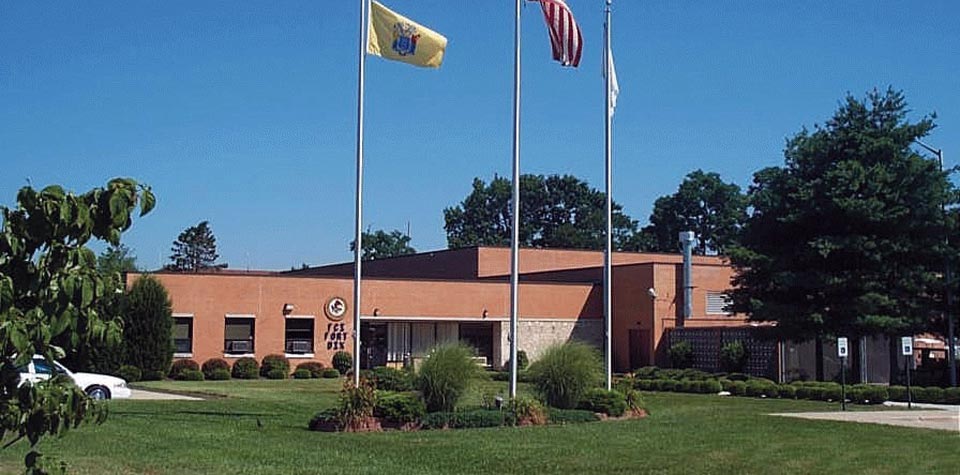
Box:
902;336;913;409
837;337;848;411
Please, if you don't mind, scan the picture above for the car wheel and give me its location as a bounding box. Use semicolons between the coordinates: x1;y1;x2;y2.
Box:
86;386;111;400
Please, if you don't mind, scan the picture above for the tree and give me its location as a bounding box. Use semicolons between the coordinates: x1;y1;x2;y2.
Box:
728;89;954;347
349;229;416;261
123;275;173;380
642;170;748;255
167;221;225;272
64;245;140;374
0;178;154;474
444;174;640;251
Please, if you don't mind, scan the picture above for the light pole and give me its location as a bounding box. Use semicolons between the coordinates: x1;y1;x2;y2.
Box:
916;139;956;387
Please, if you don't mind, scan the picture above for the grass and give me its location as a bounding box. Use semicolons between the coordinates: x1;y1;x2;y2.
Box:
1;378;957;474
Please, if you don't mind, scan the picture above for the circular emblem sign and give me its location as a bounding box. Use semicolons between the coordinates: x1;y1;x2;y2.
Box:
325;297;347;321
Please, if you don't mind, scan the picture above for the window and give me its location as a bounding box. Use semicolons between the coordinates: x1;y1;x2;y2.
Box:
706;291;732;315
224;317;255;354
173;316;193;355
285;317;314;355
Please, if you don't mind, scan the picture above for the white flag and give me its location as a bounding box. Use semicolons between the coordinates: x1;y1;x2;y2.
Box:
606;48;620;116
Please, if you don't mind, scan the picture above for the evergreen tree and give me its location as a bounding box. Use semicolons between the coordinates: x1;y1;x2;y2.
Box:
728;89;955;344
168;220;225;272
123;275;174;379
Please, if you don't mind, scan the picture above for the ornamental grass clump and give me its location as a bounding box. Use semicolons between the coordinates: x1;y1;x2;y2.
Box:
527;341;602;409
417;344;480;412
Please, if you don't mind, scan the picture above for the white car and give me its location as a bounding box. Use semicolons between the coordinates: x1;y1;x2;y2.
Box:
18;356;132;400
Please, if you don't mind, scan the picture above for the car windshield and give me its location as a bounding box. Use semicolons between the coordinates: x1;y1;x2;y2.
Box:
33;358;67;375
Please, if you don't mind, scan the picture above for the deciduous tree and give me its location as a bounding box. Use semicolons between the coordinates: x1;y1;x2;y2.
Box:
349;229;416;261
0;178;154;474
444;174;639;251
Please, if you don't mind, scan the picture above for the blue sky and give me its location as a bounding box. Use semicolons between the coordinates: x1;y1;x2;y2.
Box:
2;1;958;271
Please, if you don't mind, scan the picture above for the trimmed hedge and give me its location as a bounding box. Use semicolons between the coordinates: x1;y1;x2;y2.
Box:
231;357;260;379
175;368;204;381
368;366;415;392
322;368;341;379
296;362;326;379
420;410;516;430
332;351;352;375
260;354;290;378
201;358;230;379
293;368;312;379
207;368;231;380
169;359;200;379
546;408;602;424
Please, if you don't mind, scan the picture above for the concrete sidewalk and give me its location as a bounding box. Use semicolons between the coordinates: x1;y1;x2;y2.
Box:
772;408;960;432
127;389;203;401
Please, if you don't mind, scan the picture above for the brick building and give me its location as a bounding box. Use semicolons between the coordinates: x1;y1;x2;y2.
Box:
130;246;747;373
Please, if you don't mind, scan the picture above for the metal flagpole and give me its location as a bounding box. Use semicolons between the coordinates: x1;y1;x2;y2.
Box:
509;0;522;399
603;0;613;391
352;0;370;386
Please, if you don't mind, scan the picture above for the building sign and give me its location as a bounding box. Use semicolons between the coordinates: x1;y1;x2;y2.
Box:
324;297;347;321
837;337;848;358
901;336;913;356
324;322;347;351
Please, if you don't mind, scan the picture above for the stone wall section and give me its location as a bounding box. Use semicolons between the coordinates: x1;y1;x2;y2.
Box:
497;319;604;367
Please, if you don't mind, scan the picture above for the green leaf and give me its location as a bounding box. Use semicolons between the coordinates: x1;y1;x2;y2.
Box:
140;187;156;217
80;279;94;308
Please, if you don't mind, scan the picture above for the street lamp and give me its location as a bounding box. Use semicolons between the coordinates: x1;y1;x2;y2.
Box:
916;139;956;388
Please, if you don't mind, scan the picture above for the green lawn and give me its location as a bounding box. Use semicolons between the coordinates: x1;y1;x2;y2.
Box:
1;379;957;474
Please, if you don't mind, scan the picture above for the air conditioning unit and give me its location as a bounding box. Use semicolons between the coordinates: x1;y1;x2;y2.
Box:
290;340;311;354
229;340;252;353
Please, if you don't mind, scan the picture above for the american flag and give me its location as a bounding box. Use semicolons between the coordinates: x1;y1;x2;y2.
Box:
535;0;583;68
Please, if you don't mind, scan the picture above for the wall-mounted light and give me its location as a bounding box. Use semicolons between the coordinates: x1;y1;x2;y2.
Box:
282;303;295;314
482;309;488;319
373;308;380;316
647;288;658;300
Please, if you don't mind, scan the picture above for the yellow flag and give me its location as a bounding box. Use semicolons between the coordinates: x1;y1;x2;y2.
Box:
368;1;447;68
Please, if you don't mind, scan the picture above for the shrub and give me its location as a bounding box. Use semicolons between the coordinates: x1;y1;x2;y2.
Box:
296;362;325;379
418;344;481;412
169;359;199;379
579;389;627;417
621;388;647;413
916;387;945;404
293;368;312;379
633;366;660;379
942;387;960;405
332;351;353;375
123;275;174;378
676;380;697;393
201;358;230;379
547;408;601;424
369;366;415;392
117;365;141;383
207;368;231;380
778;384;796;399
719;378;735;392
668;341;694;369
308;409;339;431
260;354;290;378
821;385;842;402
527;342;602;409
730;381;747;396
175;369;204;381
887;385;908;402
141;370;165;381
336;378;377;429
517;350;529;371
699;380;723;394
508;396;548;425
849;385;888;405
719;340;749;373
726;372;751;381
266;367;289;380
232;357;260;379
745;380;778;398
374;392;426;424
636;379;656;391
322;368;341;379
420;410;515;430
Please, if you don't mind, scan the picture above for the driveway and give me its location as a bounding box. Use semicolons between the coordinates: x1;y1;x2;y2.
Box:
128;388;203;401
772;408;960;432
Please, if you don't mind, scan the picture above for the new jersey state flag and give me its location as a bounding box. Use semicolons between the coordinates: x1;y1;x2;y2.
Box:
367;1;447;68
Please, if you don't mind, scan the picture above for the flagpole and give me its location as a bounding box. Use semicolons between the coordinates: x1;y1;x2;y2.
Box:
352;0;370;386
603;0;613;391
509;0;522;399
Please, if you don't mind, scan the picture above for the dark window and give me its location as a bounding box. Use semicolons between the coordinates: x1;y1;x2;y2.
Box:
174;317;193;354
224;318;255;354
285;318;314;354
